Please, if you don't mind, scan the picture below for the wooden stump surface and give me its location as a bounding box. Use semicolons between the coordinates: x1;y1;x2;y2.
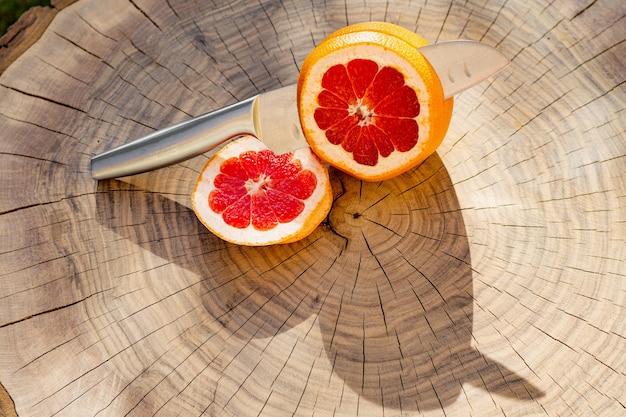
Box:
1;0;625;416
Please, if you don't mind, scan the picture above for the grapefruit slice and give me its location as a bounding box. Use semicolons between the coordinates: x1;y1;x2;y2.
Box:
297;22;454;182
192;135;332;246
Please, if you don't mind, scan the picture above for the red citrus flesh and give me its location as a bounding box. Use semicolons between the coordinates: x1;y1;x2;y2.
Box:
314;58;420;166
193;135;332;246
209;150;317;231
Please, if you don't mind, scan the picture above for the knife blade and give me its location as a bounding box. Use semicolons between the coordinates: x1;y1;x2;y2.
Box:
91;40;509;180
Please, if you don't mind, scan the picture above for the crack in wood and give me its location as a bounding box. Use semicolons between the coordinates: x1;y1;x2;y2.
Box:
0;292;99;329
0;83;88;115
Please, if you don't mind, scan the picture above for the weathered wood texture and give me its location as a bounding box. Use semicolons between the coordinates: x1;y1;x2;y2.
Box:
1;0;624;416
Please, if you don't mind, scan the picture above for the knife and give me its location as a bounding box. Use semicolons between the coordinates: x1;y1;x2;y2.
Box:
91;40;509;180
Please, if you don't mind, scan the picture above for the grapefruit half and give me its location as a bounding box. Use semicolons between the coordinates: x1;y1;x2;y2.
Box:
192;135;332;246
297;22;454;181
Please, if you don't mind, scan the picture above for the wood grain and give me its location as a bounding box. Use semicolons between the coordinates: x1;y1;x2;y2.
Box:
1;0;624;416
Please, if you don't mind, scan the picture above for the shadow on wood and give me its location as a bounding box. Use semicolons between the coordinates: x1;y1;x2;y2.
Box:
96;153;543;412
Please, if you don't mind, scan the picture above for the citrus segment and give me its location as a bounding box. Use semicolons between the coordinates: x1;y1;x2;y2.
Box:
193;135;332;246
297;22;454;181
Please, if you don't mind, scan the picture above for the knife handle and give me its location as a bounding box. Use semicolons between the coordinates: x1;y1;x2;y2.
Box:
91;96;257;180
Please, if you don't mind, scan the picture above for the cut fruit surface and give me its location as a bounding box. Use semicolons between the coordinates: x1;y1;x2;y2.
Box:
192;135;332;246
297;22;454;182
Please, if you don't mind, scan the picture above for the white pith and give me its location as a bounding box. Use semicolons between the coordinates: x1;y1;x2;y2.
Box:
246;174;269;195
349;99;374;126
